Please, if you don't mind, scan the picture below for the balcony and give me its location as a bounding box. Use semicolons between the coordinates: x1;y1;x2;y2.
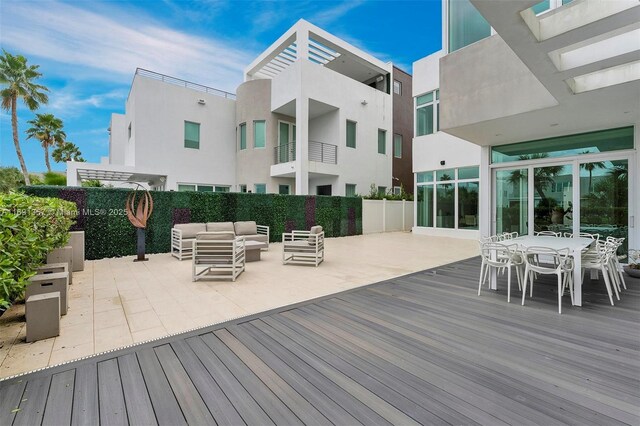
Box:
273;140;337;165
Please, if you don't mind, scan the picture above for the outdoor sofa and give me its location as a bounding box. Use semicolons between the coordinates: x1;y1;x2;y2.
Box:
172;221;269;260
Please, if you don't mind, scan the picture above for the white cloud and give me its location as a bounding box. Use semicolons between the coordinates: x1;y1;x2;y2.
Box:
310;1;365;26
0;1;255;92
47;88;128;118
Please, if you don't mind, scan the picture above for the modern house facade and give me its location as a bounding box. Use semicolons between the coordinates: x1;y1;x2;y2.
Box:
413;0;639;251
391;66;414;195
68;20;414;197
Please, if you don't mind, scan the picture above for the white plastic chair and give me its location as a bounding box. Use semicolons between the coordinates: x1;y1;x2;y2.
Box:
478;242;523;303
536;231;561;237
581;240;618;305
606;237;627;291
522;246;573;314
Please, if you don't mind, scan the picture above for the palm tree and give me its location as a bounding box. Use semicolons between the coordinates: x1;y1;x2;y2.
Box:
52;141;84;163
0;50;49;185
26;113;66;172
508;153;564;201
579;152;606;192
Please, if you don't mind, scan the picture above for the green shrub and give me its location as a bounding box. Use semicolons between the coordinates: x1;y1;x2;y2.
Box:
43;172;67;186
0;192;77;309
24;186;362;260
0;167;25;193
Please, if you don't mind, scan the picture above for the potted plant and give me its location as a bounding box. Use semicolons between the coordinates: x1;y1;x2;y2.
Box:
624;250;640;278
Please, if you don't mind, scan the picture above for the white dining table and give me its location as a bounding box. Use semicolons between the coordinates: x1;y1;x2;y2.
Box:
490;235;594;306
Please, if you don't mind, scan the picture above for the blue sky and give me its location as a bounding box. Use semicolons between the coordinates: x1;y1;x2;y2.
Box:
0;0;441;172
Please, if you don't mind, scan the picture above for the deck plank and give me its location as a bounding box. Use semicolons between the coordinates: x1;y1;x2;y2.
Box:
118;353;158;426
70;363;98;426
42;369;75;426
97;359;128;426
0;379;26;426
13;375;51;426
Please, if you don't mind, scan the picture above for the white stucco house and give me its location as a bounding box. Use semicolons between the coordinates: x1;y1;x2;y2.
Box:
412;0;639;256
68;20;400;197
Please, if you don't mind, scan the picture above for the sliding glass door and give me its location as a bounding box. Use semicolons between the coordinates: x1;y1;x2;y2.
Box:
495;168;528;235
533;163;573;234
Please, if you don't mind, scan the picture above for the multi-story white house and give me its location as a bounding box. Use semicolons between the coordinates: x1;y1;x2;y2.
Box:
413;0;639;254
68;20;402;197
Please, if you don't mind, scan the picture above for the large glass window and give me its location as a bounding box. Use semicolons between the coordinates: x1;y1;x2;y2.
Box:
531;0;550;14
345;184;356;197
458;182;479;229
378;129;386;154
448;0;491;52
278;184;290;195
239;123;246;150
184;121;200;149
580;159;628;255
495;169;528;235
253;120;266;148
416;90;438;136
346;120;357;148
417;185;434;227
254;184;266;194
394;134;403;158
491;127;634;163
416;166;480;230
533;164;574;234
178;184;196;192
197;185;214;192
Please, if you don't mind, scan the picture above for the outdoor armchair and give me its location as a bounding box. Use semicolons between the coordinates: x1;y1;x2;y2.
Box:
282;226;324;267
192;232;245;282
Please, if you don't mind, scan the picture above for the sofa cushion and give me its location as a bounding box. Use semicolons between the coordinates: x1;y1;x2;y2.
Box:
234;221;257;236
308;225;323;244
206;222;235;233
196;231;235;240
175;223;206;239
244;234;268;244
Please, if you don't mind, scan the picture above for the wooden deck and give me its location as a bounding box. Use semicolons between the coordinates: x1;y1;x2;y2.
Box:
1;257;639;425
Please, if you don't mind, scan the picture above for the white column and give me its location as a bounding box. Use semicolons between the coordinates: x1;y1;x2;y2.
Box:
479;146;491;238
294;28;310;195
66;161;79;187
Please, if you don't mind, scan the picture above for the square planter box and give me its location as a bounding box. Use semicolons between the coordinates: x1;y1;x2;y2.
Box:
47;246;73;284
69;231;85;272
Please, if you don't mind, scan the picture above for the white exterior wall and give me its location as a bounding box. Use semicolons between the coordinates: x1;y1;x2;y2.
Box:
412;50;481;240
108;113;127;165
128;76;236;191
363;199;413;234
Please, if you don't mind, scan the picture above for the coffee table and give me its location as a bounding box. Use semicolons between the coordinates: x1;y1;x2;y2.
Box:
245;241;268;262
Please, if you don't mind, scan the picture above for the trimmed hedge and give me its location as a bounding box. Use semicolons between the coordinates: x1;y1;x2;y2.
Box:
24;186;362;260
0;192;77;309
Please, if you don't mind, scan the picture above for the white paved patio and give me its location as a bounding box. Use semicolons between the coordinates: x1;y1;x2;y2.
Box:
0;232;478;378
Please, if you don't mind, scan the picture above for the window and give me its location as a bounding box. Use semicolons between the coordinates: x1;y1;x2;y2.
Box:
416;90;438;136
278;184;290;195
345;184;356;197
239;123;246;150
254;120;266;148
184;121;200;149
254;184;266;194
531;0;550;14
178;183;228;192
393;134;403;158
378;129;386;154
346;120;357;148
240;185;247;193
491;127;634;164
393;80;402;95
448;0;491;52
393;186;401;195
377;186;387;196
416;166;480;230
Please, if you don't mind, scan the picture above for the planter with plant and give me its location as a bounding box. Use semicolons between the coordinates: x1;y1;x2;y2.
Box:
624;249;640;278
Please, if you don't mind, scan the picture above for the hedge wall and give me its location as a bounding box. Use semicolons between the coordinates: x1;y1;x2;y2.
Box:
24;186;362;260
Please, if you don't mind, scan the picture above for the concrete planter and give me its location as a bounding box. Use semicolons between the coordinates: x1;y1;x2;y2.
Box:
69;231;85;272
47;246;73;284
624;266;640;278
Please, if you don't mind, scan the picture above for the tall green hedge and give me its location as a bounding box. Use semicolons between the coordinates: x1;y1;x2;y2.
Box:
0;192;77;308
24;186;362;260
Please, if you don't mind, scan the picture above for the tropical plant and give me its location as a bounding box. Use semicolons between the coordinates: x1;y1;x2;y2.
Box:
81;179;102;187
0;50;49;185
0;167;44;191
0;192;76;309
26;113;66;172
52;141;84;163
43;171;66;186
580;155;606;192
508;153;564;201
